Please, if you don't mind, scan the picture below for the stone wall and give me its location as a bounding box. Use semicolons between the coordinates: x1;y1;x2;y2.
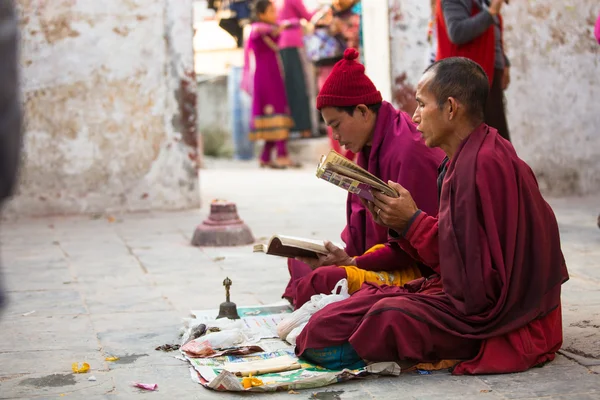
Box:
5;0;199;217
387;0;600;196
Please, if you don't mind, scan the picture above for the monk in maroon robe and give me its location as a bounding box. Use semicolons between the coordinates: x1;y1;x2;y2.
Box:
295;57;568;374
283;48;444;308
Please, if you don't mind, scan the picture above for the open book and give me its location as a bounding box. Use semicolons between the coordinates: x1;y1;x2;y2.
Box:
316;150;399;202
253;235;330;259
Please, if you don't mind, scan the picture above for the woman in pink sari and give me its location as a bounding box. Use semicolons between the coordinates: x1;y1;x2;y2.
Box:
241;0;300;168
595;11;600;45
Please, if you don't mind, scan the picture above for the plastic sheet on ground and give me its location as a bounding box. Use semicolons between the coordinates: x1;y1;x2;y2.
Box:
183;301;400;392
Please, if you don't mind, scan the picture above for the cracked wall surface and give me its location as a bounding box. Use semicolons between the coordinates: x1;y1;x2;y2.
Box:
6;0;199;217
388;0;600;196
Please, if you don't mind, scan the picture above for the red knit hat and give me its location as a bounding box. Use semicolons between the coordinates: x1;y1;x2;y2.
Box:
316;48;382;110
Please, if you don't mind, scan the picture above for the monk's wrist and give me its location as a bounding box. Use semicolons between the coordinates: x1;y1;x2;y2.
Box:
401;210;423;236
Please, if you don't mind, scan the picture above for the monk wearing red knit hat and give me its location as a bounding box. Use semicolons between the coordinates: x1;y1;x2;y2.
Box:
283;48;445;308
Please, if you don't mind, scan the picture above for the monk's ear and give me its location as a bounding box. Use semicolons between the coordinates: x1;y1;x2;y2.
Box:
447;97;459;121
356;104;369;119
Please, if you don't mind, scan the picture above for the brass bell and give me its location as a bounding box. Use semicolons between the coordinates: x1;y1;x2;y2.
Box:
216;277;240;320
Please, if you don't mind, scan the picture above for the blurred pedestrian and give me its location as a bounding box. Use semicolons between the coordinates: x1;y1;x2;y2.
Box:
436;0;511;142
274;0;316;139
241;0;301;168
0;0;22;312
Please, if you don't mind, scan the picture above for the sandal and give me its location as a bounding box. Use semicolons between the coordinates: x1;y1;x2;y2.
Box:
260;161;287;169
275;157;302;169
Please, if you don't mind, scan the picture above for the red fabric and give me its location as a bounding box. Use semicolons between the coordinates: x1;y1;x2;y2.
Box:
434;124;567;336
294;266;348;309
296;280;482;362
392;212;440;273
316;49;382;110
453;306;563;374
296;125;569;374
436;0;498;85
355;243;414;272
283;258;314;301
283;102;443;304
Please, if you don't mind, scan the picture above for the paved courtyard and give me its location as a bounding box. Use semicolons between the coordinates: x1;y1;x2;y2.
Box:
0;159;599;399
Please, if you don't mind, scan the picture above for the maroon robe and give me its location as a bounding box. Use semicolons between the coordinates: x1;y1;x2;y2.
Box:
295;124;569;374
283;101;445;304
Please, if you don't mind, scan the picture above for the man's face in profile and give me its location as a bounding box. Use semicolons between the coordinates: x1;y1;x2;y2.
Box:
413;72;448;148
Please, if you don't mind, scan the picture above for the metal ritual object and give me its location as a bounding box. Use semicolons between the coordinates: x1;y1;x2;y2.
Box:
191;200;254;247
216;277;240;320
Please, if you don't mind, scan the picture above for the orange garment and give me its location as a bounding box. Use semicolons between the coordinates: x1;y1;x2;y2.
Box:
342;244;422;293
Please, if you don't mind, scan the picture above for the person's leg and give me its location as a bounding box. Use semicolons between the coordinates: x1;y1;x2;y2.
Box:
275;140;288;158
282;258;316;304
484;68;510;142
294;266;348;309
260;141;275;166
274;140;302;168
349;297;481;363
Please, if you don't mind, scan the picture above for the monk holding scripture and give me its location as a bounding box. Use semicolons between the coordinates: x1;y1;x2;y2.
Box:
295;57;569;375
283;48;444;308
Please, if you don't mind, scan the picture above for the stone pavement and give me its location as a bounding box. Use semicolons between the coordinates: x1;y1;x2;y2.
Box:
0;158;599;399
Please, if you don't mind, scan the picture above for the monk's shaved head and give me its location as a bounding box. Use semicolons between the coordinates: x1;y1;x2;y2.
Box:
423;57;489;121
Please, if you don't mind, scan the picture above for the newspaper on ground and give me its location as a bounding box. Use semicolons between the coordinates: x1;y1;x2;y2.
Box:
183;301;401;392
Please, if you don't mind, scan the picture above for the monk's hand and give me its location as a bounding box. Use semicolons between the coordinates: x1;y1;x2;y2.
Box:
371;181;419;232
296;241;356;269
360;197;384;226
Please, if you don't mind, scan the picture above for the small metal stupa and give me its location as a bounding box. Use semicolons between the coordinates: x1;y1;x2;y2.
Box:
191;200;254;247
216;277;240;320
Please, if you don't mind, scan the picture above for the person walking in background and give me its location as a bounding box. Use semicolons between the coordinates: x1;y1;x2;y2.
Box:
0;0;22;312
241;0;300;169
310;0;360;160
436;0;511;142
274;0;316;139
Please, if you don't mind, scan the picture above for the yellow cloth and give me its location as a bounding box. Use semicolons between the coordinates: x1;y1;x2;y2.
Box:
413;359;461;371
342;244;422;294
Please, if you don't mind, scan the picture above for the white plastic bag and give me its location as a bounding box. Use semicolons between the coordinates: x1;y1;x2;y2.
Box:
277;279;350;342
285;322;308;346
200;329;244;349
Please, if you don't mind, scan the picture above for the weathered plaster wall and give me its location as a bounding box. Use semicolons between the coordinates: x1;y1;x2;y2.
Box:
387;0;600;196
388;0;428;115
6;0;199;217
503;1;600;195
